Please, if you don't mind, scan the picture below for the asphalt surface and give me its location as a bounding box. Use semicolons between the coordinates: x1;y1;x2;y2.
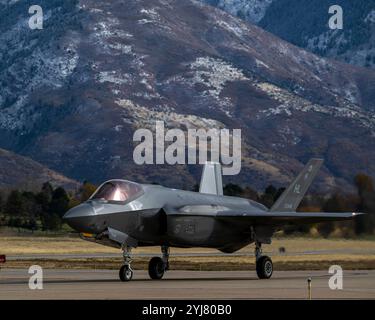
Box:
0;269;374;299
6;248;375;260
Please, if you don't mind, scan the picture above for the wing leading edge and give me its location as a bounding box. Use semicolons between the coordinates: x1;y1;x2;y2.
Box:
215;210;364;226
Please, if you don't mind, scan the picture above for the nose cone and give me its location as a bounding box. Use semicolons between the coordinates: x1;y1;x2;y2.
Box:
63;203;99;234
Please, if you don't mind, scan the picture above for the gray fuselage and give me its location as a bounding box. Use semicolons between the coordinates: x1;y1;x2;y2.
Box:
64;182;269;253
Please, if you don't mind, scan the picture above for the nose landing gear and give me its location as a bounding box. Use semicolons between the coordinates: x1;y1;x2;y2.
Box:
255;241;273;279
148;246;169;280
119;245;171;281
119;245;133;282
119;264;133;282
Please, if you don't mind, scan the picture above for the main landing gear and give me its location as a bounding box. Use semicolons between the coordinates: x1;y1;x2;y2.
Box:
255;241;273;279
148;246;169;280
119;243;273;281
119;245;170;282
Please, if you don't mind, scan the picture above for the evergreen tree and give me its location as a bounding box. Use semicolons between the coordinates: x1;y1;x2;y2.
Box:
354;174;375;234
260;185;278;208
274;187;286;202
5;190;26;217
40;212;61;231
223;183;243;197
0;191;3;212
80;181;97;202
50;187;70;218
22;191;39;220
41;182;54;202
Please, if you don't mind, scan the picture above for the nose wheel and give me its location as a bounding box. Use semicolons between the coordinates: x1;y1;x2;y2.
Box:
119;245;133;282
148;246;170;280
119;264;133;281
255;241;273;279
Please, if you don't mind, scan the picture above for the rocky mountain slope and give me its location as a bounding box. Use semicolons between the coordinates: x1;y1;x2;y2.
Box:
0;148;78;190
203;0;273;24
0;0;374;191
202;0;375;69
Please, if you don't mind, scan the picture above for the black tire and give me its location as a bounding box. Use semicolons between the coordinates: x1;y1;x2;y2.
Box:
119;265;133;282
256;256;273;279
148;257;166;280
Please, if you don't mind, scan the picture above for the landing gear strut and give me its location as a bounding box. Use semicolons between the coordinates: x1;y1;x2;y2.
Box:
119;245;133;282
255;241;273;279
148;246;169;280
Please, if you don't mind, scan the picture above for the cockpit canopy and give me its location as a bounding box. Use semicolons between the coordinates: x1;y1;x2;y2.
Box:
90;180;143;203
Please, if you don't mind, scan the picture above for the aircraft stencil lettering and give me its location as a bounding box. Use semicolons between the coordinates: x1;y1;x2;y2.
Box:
64;159;364;281
294;184;301;194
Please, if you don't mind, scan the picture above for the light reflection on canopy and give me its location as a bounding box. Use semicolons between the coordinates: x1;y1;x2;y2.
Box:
90;180;143;203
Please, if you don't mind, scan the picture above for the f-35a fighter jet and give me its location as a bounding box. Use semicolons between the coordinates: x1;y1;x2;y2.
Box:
64;159;362;281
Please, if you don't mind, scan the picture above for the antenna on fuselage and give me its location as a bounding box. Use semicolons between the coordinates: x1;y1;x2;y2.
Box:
199;162;223;196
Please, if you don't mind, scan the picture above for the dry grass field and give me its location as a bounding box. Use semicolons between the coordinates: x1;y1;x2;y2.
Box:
0;235;375;255
1;235;375;270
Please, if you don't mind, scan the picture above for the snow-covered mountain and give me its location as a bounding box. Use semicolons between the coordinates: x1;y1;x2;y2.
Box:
0;0;374;191
202;0;375;69
203;0;272;23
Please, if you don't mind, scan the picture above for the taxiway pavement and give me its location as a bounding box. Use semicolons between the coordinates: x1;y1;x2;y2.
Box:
0;269;374;299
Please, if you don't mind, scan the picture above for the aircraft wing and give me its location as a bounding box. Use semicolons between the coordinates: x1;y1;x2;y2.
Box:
215;210;364;226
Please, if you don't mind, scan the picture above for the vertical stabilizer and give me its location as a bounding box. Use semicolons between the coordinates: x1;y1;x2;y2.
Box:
270;159;323;212
199;162;223;196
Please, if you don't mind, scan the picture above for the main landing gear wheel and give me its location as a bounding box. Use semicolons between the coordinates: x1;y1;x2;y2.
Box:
119;265;133;282
256;256;273;279
148;246;170;280
148;257;166;280
254;240;273;279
